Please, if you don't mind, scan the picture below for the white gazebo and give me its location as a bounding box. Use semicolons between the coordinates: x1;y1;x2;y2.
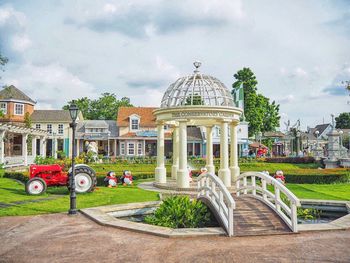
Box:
153;62;243;188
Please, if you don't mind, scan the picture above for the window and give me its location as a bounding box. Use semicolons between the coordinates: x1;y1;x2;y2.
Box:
138;142;143;155
120;143;125;155
36;124;41;129
128;143;135;155
0;102;7;114
14;103;24;115
131;119;139;130
47;124;52;134
58;124;64;135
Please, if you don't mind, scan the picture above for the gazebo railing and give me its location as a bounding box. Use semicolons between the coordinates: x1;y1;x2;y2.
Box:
236;171;301;232
197;173;235;236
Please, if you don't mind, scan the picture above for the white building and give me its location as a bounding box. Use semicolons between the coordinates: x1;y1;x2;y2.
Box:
31;110;84;158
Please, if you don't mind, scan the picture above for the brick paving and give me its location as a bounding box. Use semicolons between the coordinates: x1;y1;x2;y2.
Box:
0;213;349;263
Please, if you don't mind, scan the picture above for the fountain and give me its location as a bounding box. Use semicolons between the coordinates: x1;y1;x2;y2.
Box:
323;114;350;168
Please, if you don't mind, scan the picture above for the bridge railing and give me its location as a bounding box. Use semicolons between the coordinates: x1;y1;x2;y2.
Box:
197;173;235;236
236;171;301;232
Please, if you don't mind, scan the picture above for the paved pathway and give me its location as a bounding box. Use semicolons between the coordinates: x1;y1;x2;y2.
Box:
0;213;349;263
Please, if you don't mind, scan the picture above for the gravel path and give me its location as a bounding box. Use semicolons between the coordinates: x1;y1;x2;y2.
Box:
0;213;349;263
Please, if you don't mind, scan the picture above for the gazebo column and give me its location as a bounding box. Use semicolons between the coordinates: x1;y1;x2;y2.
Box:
177;120;189;188
230;123;240;183
171;126;179;180
22;134;28;166
205;126;215;175
218;121;231;187
155;122;166;184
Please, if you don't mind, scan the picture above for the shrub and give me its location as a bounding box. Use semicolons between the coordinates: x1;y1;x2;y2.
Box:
144;196;211;228
265;157;315;164
3;172;29;182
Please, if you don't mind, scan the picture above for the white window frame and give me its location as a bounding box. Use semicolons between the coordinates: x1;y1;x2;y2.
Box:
127;142;135;155
35;124;41;129
47;124;52;134
131;119;139;131
0;102;7;114
137;142;143;155
58;124;64;135
120;142;125;155
14;103;24;116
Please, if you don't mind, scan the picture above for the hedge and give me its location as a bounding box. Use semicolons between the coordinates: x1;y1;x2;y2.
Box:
285;173;350;184
265;157;316;164
3;172;29;183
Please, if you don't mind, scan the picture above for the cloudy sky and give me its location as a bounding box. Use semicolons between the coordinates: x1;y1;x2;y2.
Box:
0;0;349;130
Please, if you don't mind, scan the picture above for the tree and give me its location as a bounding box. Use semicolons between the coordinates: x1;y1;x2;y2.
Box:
232;68;280;137
0;53;8;75
185;93;204;105
335;112;350;129
63;93;133;120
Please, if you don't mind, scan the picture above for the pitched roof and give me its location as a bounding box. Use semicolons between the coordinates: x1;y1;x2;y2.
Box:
76;120;118;138
31;110;83;122
314;123;330;135
0;85;36;104
187;126;203;141
117;107;157;127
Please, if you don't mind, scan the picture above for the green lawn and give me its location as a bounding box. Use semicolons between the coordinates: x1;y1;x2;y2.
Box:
1;176;349;217
286;184;350;200
0;178;159;217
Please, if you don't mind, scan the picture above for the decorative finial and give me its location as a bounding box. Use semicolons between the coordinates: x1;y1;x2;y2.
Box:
331;114;335;128
193;61;201;73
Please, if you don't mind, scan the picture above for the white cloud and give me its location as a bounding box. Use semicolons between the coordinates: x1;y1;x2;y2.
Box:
2;63;98;109
11;34;31;52
0;5;30;56
276;94;295;104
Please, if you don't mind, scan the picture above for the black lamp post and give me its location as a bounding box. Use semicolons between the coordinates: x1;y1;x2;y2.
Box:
68;103;79;215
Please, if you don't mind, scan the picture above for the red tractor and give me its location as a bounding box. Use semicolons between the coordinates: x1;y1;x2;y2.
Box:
25;164;97;195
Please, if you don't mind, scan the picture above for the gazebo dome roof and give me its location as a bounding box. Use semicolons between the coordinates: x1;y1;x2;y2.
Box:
160;62;235;108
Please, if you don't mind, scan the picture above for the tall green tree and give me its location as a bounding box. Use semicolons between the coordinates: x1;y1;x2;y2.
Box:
0;53;8;75
232;67;280;137
63;93;132;120
335;112;350;129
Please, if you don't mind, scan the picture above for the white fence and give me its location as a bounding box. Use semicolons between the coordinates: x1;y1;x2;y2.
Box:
236;171;301;232
197;173;235;236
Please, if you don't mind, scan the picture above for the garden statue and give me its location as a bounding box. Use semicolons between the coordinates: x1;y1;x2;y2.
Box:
274;170;285;184
85;141;99;162
121;170;133;186
104;171;118;188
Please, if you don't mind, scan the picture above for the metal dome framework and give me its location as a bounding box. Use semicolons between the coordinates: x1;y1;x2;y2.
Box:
160;62;235;108
153;62;242;190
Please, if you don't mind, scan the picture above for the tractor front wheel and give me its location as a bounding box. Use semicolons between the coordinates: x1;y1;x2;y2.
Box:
25;178;47;195
68;167;97;193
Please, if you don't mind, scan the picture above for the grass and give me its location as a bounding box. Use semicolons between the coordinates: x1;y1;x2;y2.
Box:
286;184;350;201
0;178;159;217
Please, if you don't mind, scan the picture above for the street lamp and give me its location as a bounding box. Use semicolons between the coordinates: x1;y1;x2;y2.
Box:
296;131;301;156
315;130;319;149
68;103;79;215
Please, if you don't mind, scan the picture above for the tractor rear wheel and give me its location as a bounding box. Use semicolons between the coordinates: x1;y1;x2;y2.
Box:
68;167;97;193
25;178;47;195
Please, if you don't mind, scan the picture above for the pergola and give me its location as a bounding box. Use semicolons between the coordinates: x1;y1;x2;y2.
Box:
0;123;47;167
153;62;243;188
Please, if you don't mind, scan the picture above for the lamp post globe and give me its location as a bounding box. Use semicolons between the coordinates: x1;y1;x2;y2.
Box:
68;103;79;215
315;130;319;149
